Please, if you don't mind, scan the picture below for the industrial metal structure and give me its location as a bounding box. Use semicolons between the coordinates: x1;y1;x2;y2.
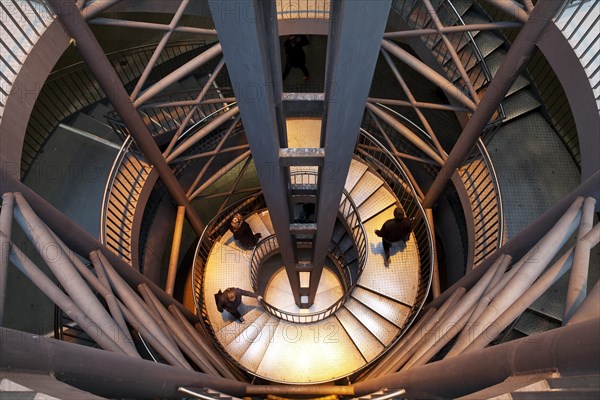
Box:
1;0;599;398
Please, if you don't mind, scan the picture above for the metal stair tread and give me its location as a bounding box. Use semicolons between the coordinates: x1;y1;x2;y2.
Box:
203;240;257;331
501;89;542;121
509;389;600;400
357;186;397;222
348;170;384;208
255;319;366;383
345;297;399;346
245;213;272;239
472;31;505;59
513;309;561;337
336;307;384;362
528;271;569;322
216;308;264;347
224;312;272;359
344;159;370;193
257;210;275;235
547;375;600;389
352;285;411;328
238;316;280;371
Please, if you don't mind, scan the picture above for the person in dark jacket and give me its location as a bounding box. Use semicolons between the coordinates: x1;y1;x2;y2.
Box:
375;207;413;263
282;35;310;82
216;287;262;323
229;213;261;248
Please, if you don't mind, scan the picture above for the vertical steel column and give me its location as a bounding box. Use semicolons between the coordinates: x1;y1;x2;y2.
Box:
0;193;14;324
45;0;206;237
422;0;565;209
311;0;391;304
207;0;301;304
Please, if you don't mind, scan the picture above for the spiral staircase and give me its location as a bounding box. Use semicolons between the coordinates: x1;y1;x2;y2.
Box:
1;1;599;399
200;157;422;383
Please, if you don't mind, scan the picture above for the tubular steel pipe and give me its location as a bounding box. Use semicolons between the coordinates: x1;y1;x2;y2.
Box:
404;255;507;369
384;288;466;373
12;193;135;356
0;327;247;400
0;175;198;322
139;283;219;375
426;171;600;311
165;206;185;296
446;254;512;358
89;251;135;347
366;103;445;165
96;252;191;369
362;307;437;379
169;306;239;380
451;197;584;351
133;43;223;107
564;197;597;323
136;284;180;351
45;0;206;238
422;0;565;209
0;192;14;324
463;243;582;353
568;281;600;326
1;234;124;355
353;318;600;399
380;40;477;111
165;106;239;162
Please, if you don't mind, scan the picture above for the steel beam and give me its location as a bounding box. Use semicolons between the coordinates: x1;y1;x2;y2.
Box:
422;0;565;209
0;170;197;322
353;318;600;399
46;0;206;237
310;0;392;305
207;0;301;304
427;171;600;311
0;327;247;399
0;193;14;324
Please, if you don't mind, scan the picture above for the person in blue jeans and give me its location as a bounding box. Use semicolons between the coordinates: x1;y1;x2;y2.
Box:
216;287;263;323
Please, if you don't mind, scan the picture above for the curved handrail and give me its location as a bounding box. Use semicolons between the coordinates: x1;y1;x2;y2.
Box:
355;129;435;335
100;100;242;266
249;235;351;324
391;0;505;122
368;104;504;270
246;172;367;324
443;0;506;120
275;0;330;20
459;139;505;267
100;136;151;264
105;87;237;142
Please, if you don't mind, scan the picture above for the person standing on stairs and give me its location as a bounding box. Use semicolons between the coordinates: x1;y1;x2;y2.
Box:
216;287;263;323
374;207;413;264
282;35;310;82
229;213;261;248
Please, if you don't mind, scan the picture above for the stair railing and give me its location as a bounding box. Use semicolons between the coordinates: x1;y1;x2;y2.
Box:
458;137;505;268
0;0;55;114
355;129;434;332
275;0;330;20
247;179;367;323
100;136;152;265
249;235;352;324
106;87;236;142
391;0;505;121
363;105;504;270
21;40;208;178
191;193;266;373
